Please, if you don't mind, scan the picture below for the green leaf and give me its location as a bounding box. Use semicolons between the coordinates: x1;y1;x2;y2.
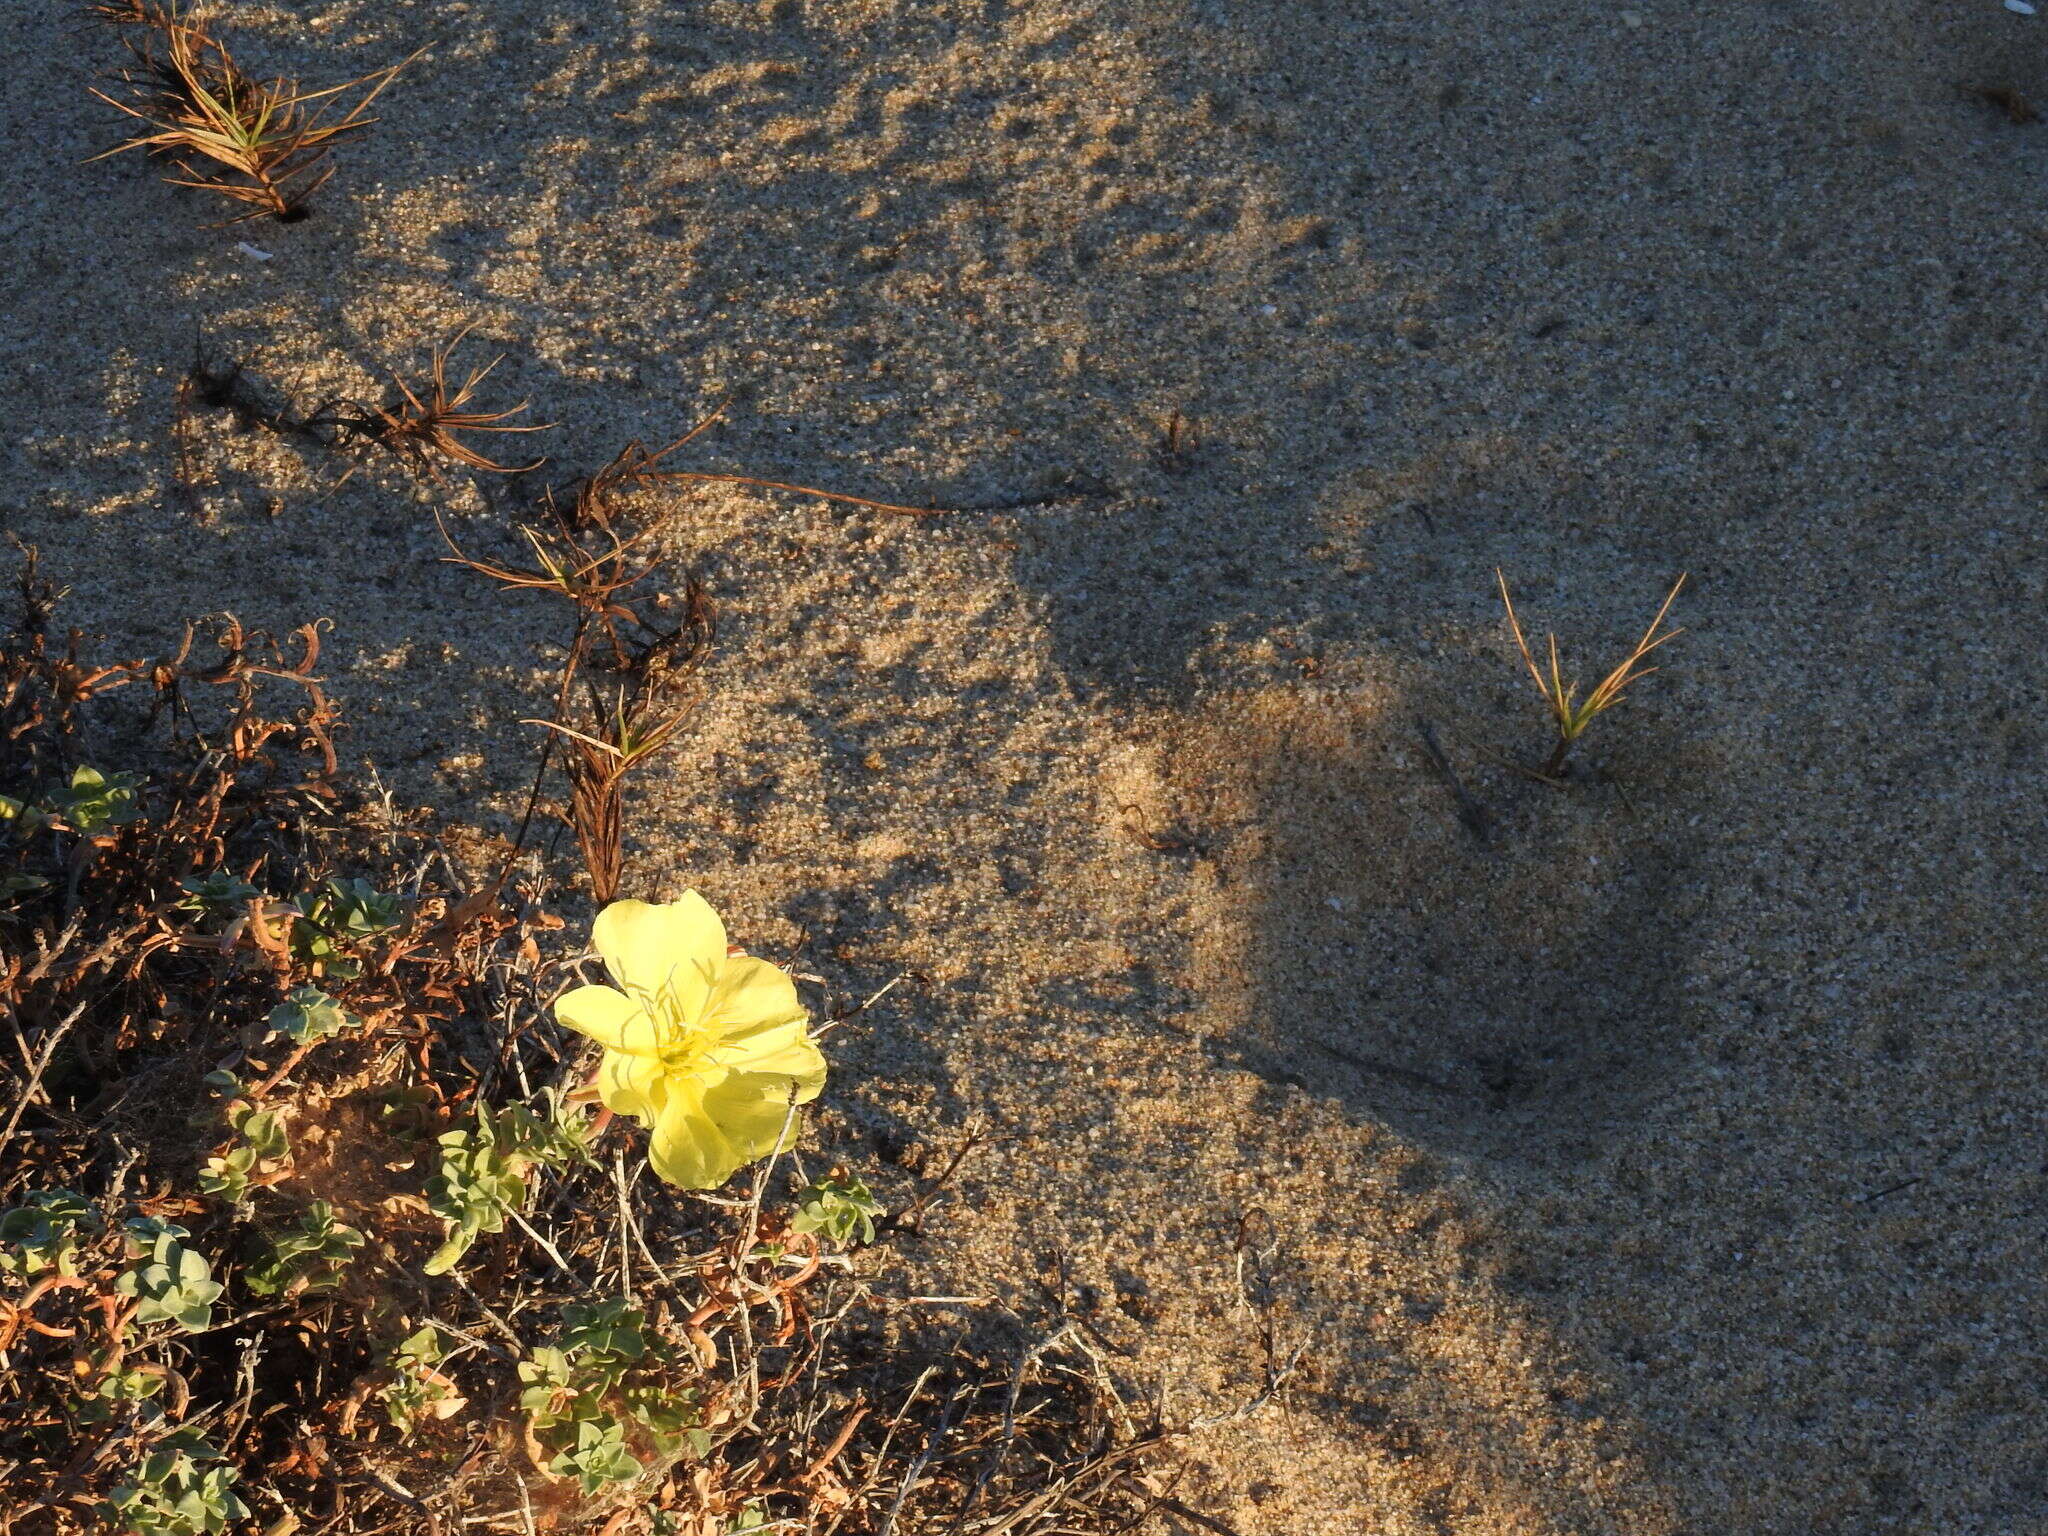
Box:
0;792;50;838
516;1346;576;1421
0;871;48;901
559;1297;651;1375
121;1216;190;1251
267;985;356;1043
115;1235;221;1333
422;1103;547;1274
177;870;260;915
546;1417;642;1494
244;1201;363;1296
197;1147;257;1202
624;1379;702;1451
790;1170;884;1247
226;1103;289;1162
374;1324;464;1432
393;1325;443;1368
100;1436;248;1536
421;1227;476;1277
44;765;142;834
0;1189;97;1277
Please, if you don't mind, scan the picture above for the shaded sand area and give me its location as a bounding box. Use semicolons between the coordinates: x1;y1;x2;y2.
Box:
6;0;2047;1529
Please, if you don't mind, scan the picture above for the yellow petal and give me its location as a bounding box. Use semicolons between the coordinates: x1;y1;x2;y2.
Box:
646;1077;738;1190
593;894;725;1020
553;985;661;1055
702;955;805;1037
708;1018;827;1098
701;1070;810;1160
596;1049;670;1123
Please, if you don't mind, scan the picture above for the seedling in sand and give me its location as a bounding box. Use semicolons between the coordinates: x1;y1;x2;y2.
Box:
321;325;551;476
40;765;143;835
89;10;415;224
792;1168;885;1247
1497;569;1686;778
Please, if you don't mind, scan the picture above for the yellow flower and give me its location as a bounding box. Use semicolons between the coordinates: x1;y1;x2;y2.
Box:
553;894;826;1190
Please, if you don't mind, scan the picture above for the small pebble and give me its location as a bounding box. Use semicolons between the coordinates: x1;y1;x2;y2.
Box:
2006;0;2036;16
1620;9;1644;27
236;242;274;261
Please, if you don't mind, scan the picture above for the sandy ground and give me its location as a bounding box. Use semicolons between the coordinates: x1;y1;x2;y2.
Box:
7;0;2048;1530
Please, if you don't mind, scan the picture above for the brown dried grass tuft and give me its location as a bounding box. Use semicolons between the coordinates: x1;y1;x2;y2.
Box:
319;324;553;476
88;5;417;224
1496;569;1686;779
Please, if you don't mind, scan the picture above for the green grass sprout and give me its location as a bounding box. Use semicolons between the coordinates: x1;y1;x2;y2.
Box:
1496;569;1687;779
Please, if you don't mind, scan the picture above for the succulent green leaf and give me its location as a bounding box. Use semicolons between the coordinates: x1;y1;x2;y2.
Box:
791;1171;884;1247
115;1235;221;1333
99;1436;248;1536
244;1200;364;1296
176;870;260;915
267;984;356;1043
44;765;143;834
0;1189;97;1277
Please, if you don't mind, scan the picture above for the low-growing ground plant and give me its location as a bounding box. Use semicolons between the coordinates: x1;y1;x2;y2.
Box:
0;1190;96;1277
373;1324;467;1433
195;1094;289;1205
793;1168;886;1247
0;553;1181;1536
99;1434;248;1536
114;1221;221;1333
242;1199;362;1296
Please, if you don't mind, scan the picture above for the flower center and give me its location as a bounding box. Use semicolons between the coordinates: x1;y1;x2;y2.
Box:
624;966;716;1068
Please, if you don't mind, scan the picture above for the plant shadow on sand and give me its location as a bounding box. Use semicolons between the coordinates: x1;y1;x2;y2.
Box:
1204;695;1706;1168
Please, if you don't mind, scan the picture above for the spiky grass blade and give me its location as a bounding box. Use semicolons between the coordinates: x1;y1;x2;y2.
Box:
525;702;688;902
